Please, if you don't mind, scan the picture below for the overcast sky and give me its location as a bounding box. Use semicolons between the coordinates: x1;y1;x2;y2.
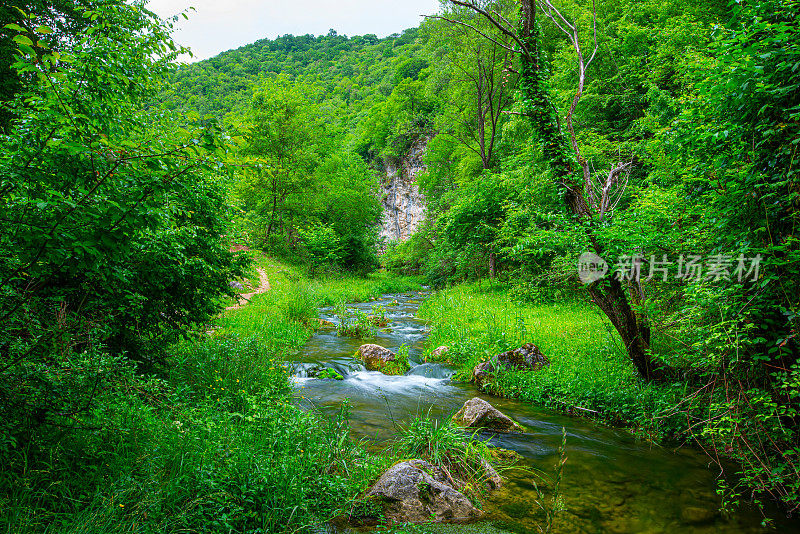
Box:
146;0;442;62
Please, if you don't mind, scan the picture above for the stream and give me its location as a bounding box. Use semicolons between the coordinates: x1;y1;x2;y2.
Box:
289;291;798;533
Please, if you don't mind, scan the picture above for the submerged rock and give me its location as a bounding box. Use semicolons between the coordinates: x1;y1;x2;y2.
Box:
480;458;503;490
366;459;481;523
680;506;718;525
496;343;549;371
452;397;524;433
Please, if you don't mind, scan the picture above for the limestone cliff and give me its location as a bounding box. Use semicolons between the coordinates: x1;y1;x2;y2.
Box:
379;138;427;244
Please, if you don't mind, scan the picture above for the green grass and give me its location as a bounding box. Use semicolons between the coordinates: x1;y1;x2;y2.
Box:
3;255;422;533
217;255;422;341
393;414;496;489
418;284;687;439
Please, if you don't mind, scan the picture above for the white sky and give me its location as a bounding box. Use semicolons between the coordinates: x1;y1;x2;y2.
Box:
146;0;442;62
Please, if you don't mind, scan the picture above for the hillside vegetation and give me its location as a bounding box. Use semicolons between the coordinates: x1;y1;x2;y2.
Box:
1;0;798;530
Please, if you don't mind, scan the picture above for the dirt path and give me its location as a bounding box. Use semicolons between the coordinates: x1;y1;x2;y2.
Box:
225;268;270;311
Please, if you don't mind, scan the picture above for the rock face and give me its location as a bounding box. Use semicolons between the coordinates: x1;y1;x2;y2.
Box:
358;344;396;372
379;137;428;244
367;459;481;523
452;397;523;433
496;343;549;371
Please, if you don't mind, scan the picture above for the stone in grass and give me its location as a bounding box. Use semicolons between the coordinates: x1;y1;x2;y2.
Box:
453;397;524;433
432;345;449;358
472;360;496;390
366;459;482;524
496;343;549;371
357;344;410;375
423;345;449;363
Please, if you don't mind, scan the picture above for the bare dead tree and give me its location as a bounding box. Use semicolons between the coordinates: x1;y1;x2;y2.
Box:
444;0;665;380
429;4;517;169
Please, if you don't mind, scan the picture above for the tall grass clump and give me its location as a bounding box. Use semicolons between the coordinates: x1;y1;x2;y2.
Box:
393;413;502;499
2;336;382;533
335;302;378;338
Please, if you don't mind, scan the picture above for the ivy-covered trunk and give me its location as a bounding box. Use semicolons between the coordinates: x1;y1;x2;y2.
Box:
517;0;664;381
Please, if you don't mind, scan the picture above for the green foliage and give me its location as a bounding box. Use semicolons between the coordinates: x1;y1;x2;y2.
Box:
419;285;687;439
232;79;382;271
393;413;498;498
300;223;346;273
1;253;416;532
0;3;246;509
335;302;378;338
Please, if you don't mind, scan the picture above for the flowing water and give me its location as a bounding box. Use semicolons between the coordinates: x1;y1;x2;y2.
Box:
289;292;798;534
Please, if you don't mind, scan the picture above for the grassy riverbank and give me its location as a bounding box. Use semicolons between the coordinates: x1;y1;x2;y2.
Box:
4;255;423;533
419;284;688;440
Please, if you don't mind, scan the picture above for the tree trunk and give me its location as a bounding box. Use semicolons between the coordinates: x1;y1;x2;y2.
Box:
517;0;664;381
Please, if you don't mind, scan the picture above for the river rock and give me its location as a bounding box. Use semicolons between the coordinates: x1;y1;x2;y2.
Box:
358;344;396;372
366;459;481;523
472;360;496;390
432;345;449;357
496;343;549;371
453;397;523;433
680;505;718;525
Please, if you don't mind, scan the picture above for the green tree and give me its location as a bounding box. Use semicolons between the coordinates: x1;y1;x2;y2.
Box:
0;1;242;449
237;78;321;245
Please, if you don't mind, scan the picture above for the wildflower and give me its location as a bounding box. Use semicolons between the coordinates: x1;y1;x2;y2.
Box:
119;504;124;508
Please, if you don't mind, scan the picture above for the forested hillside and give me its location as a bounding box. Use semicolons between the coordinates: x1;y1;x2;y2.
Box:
163;0;800;519
2;0;799;531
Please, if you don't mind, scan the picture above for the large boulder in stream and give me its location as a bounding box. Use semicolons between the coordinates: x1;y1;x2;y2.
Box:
357;344;409;375
453;397;524;433
366;459;482;523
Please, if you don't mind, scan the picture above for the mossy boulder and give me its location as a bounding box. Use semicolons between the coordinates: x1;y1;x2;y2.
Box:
472;343;548;391
472;360;496;390
496;343;549;371
453;398;524;433
316;367;344;380
357;344;410;375
365;459;482;524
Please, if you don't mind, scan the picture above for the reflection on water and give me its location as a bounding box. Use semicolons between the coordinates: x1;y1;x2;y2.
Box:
290;293;798;534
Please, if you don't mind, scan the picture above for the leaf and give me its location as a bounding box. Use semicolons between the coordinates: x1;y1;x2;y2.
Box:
12;35;34;47
3;23;25;32
16;43;35;56
35;25;53;34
